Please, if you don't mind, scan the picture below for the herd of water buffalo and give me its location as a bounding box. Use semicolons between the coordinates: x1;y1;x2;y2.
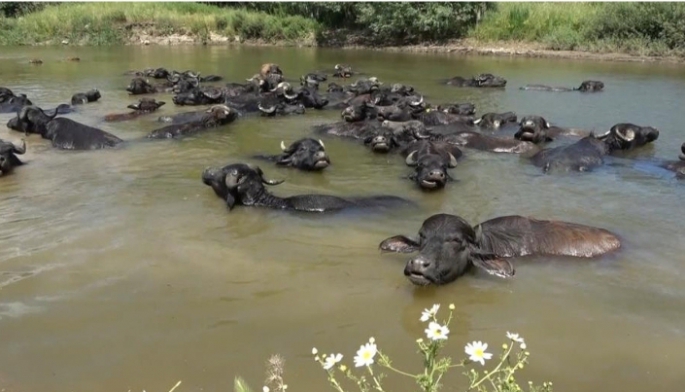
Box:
1;61;682;287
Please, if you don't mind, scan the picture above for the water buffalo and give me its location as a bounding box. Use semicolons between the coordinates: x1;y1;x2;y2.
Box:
659;143;685;179
519;80;605;92
528;123;660;173
333;64;354;78
300;72;327;88
348;77;382;95
362;120;432;153
415;110;475;126
514;115;590;144
253;138;330;171
0;139;26;176
401;140;462;190
146;105;239;139
434;103;476;116
431;129;540;155
126;78;166;95
474;112;518;130
443;73;507;88
0;92;32;114
258;102;306;117
288;85;329;109
104;98;166;122
7;108;123;150
71;89;101;105
379;213;621;286
260;63;283;78
172;87;224;106
201;163;415;213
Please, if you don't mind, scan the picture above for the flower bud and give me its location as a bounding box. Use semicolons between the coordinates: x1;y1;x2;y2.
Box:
340;365;347;372
502;343;508;350
449;304;455;310
312;348;318;355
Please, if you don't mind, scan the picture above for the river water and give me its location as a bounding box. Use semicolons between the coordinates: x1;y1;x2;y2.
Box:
1;45;684;392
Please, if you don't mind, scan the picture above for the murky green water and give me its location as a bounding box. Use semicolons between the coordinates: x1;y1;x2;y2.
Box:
1;45;685;392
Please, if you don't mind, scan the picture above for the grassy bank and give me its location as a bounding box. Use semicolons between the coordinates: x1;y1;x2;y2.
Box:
0;2;319;46
471;2;685;57
2;2;685;61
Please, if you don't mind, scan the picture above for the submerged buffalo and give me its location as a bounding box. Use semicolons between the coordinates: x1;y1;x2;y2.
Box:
519;80;604;93
362;120;431;153
401;140;462;190
253;138;330;171
474;112;518;130
0;138;26;176
104;98;166;122
333;64;354;78
659;142;685;179
528;123;660;173
431;129;540;155
201;163;416;213
71;89;101;105
126;77;168;95
434;103;476;116
379;213;621;286
8;106;123;150
442;73;507;88
514;115;590;144
0;90;32;114
258;102;306;117
146;105;239;139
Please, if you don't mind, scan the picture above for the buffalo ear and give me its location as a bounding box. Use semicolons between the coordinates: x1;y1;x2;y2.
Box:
379;235;419;253
225;193;237;210
471;253;515;279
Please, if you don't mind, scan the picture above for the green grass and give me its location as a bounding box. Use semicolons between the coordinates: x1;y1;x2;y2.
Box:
0;2;320;46
470;2;685;57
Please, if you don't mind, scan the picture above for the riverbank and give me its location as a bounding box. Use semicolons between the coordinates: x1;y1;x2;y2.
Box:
2;2;685;65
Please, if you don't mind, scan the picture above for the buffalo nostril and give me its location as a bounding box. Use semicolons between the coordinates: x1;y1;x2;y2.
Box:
409;257;431;270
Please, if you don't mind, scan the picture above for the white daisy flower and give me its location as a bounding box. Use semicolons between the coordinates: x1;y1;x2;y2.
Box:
353;342;377;367
322;353;343;370
424;321;449;341
506;332;524;343
263;387;269;392
420;304;440;322
520;342;527;350
465;341;493;366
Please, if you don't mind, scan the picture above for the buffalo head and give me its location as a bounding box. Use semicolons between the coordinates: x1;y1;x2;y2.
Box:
126;78;157;95
475;73;507;88
515;115;552;144
202;163;284;210
576;80;604;92
379;214;515;286
172;88;224;106
0;139;26;176
127;98;166;112
596;123;659;152
275;138;330;171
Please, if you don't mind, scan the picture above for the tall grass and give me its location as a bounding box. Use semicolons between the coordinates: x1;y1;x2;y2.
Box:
0;2;319;45
471;2;685;56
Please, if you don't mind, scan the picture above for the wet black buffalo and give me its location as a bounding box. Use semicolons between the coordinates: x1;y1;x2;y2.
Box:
514;115;590;144
16;108;122;150
312;103;381;139
434;103;476;116
474;112;518;130
5;104;72;133
414;110;475;126
257;102;305;117
253;138;330;171
659;143;685;179
146;105;239;139
401;140;462;190
363;120;432;153
379;213;621;286
201;163;416;213
71;89;101;105
442;73;507;88
172;87;224;106
0;90;32;113
430;128;540;155
104;98;166;122
300;72;327;88
126;77;169;95
288;85;329;109
519;80;605;93
0;138;26;176
528;123;660;173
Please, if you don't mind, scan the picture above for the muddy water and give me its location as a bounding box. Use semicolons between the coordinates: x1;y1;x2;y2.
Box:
1;45;685;392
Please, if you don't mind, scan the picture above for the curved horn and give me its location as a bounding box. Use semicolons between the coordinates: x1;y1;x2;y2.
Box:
473;118;482;125
414;128;431;139
12;139;26;155
595;129;612;139
202;90;223;100
258;103;276;114
262;176;284;186
318;139;325;149
680;143;685;160
405;151;419;166
447;153;458;168
284;91;299;100
280;140;287;151
615;128;635;142
410;95;424;106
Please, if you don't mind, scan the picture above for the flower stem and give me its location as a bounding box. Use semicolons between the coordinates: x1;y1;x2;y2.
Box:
469;345;514;389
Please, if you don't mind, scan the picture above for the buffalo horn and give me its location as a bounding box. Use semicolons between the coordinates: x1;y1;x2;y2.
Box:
280;140;287;151
615;128;635;142
12;139;26;155
258;103;276;114
405;151;418;166
473;118;482;125
448;153;458;168
318;139;325;149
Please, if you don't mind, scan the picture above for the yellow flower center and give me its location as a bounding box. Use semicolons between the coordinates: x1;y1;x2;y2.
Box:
474;348;484;357
363;351;372;360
